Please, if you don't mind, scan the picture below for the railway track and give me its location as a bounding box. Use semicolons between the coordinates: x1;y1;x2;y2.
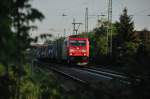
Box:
34;60;89;85
48;66;88;85
33;60;140;86
84;66;141;83
79;67;132;85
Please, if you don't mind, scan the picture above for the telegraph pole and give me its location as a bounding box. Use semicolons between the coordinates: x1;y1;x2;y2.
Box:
85;8;88;33
107;0;112;56
63;28;66;36
73;18;76;35
72;18;82;35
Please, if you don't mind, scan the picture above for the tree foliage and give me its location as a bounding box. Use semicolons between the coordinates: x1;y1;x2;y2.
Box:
93;25;108;55
115;8;139;44
0;0;44;98
11;0;44;61
0;0;14;68
113;8;139;67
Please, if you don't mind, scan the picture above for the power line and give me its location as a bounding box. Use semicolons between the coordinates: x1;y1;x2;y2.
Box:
133;7;150;16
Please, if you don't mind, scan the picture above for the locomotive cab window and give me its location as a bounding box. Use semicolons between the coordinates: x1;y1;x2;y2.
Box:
70;40;86;46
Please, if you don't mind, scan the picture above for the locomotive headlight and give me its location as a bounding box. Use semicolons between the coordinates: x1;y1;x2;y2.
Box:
81;49;86;52
70;49;74;52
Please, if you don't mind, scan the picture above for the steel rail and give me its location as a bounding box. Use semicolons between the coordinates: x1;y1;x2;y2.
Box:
48;66;89;85
34;60;140;85
84;66;141;83
84;68;128;79
80;67;132;85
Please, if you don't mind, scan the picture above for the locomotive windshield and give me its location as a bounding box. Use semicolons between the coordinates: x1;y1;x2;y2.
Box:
70;40;86;46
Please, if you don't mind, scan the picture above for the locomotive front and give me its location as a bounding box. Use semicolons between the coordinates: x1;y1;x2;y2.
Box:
67;37;89;65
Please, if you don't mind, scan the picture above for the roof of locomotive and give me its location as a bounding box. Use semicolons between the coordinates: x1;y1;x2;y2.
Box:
69;37;88;41
68;35;88;40
53;36;89;44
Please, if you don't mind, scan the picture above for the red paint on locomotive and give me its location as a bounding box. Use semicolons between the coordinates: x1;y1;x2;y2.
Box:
67;37;89;64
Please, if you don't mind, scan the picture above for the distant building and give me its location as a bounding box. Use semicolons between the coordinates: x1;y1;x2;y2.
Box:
135;31;150;42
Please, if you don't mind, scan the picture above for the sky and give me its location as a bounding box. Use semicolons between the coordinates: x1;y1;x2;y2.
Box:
31;0;150;39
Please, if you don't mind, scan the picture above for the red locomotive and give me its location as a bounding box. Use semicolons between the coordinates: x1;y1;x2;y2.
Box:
35;36;90;65
65;37;89;64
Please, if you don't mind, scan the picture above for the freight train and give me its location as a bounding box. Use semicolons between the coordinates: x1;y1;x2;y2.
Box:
34;36;89;65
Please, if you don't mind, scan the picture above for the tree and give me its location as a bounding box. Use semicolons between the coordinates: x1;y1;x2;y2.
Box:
115;8;139;45
39;33;53;44
11;0;44;98
0;0;15;74
91;23;108;64
94;25;108;55
113;8;140;70
0;0;44;98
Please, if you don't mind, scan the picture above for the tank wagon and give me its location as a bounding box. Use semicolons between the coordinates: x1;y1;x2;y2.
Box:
35;36;89;65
